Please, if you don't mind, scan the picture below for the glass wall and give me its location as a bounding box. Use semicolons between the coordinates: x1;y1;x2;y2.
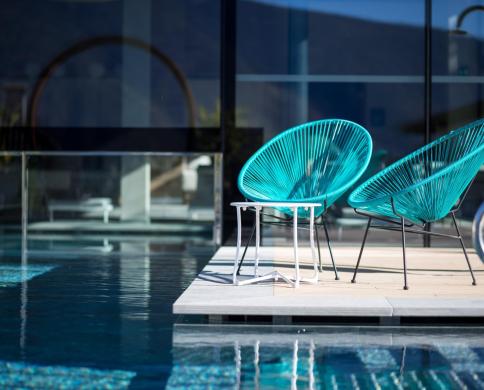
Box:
0;0;220;129
0;1;222;254
0;153;220;256
0;154;22;257
431;0;484;245
0;0;482;248
234;0;426;245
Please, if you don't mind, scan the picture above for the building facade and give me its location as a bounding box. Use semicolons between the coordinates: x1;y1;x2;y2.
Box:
0;0;482;248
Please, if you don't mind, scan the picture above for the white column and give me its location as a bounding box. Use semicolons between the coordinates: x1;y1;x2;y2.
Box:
121;156;150;222
120;0;152;222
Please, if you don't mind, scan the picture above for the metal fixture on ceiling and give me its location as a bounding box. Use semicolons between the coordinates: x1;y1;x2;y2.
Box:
450;5;484;35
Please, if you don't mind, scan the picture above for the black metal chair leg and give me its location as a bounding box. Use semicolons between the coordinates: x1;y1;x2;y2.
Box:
315;222;323;272
352;217;372;283
236;220;256;275
451;212;477;286
401;216;408;290
322;218;339;280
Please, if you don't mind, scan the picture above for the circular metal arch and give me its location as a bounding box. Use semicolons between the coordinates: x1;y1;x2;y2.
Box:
27;35;196;128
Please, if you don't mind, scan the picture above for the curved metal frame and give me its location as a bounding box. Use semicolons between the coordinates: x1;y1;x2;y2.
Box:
351;180;478;290
238;118;373;217
27;35;196;132
236;119;372;278
349;121;484;289
349;119;484;222
453;5;484;34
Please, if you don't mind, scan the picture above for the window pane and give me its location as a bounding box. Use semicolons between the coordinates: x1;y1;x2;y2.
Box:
235;0;425;245
431;0;484;246
0;0;220;129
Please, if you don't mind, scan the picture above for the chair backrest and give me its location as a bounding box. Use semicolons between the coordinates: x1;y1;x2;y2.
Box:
349;118;484;222
238;119;373;210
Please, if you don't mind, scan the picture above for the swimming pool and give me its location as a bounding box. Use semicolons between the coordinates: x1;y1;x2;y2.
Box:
0;239;483;389
170;325;484;389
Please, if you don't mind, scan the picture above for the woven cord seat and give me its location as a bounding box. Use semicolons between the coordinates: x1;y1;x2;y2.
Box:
348;119;484;289
239;119;372;218
236;119;372;278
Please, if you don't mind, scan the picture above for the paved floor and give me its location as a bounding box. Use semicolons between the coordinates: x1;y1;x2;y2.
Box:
173;246;484;318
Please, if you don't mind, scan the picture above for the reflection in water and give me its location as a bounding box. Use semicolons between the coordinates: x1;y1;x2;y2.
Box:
1;237;483;388
169;325;484;389
0;264;56;287
0;238;214;388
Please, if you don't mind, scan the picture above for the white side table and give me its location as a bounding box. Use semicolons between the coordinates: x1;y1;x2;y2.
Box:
230;201;321;288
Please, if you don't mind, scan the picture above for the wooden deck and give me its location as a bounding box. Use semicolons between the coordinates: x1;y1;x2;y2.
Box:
173;246;484;321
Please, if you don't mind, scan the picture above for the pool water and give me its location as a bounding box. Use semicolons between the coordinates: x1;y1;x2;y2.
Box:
0;240;483;389
0;241;213;388
170;325;484;389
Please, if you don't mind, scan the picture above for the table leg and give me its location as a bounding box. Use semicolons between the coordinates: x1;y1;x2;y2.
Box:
293;207;299;288
232;206;242;285
254;206;260;277
309;207;318;282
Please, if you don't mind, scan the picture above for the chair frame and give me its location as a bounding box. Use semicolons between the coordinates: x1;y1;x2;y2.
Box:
235;199;340;280
235;119;372;280
351;179;477;290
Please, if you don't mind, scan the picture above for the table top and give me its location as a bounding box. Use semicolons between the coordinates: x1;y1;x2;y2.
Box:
230;201;322;208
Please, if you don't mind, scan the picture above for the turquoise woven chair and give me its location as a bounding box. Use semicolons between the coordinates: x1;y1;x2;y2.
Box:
236;119;373;279
349;119;484;290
